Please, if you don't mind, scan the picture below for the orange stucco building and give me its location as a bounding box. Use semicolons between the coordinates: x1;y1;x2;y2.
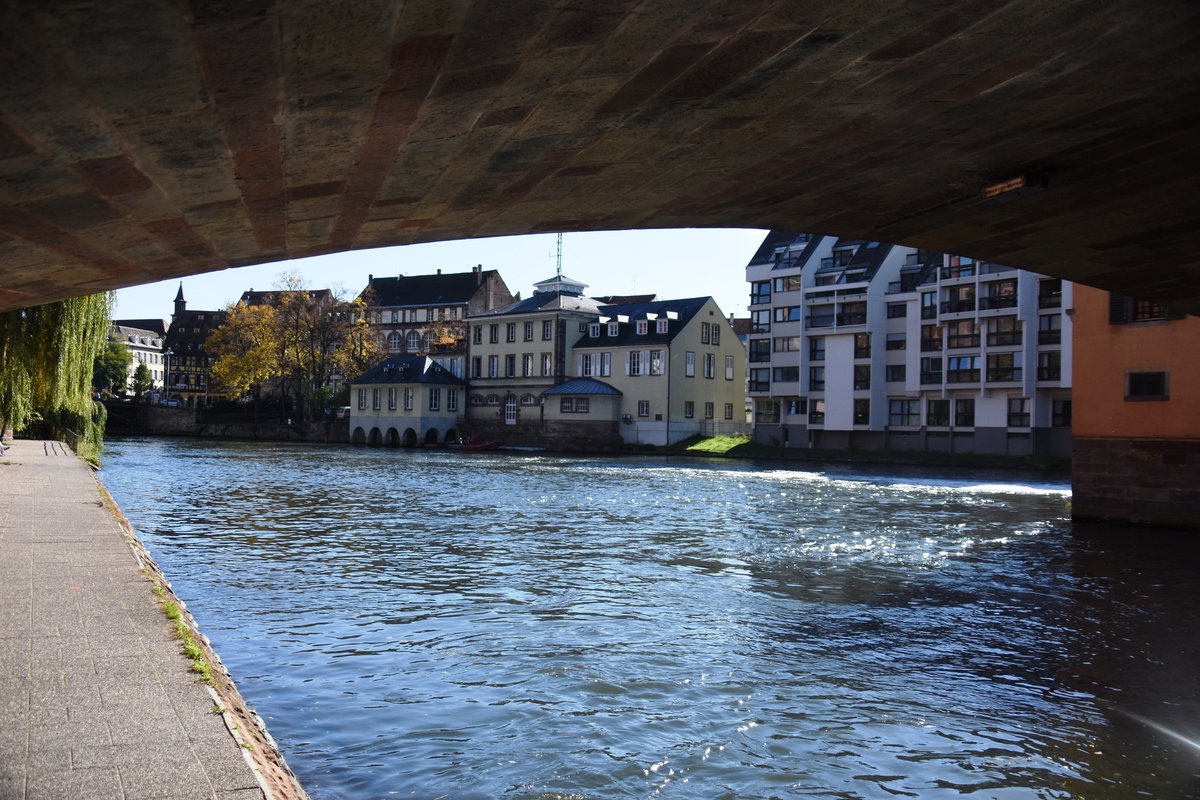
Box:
1072;285;1200;528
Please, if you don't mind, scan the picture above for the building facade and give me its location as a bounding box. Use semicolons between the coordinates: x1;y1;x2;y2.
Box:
1071;286;1200;528
571;297;746;445
464;275;746;449
164;284;226;407
112;322;165;392
360;266;514;379
464;274;607;446
349;355;465;447
745;231;1073;457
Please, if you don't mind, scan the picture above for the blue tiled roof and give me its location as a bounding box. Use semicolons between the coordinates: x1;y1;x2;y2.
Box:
573;296;711;348
542;377;622;396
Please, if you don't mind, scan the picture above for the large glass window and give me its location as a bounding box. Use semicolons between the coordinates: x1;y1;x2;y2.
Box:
748;339;771;363
986;352;1022;382
1007;397;1030;427
853;365;871;390
1127;371;1168;400
853;333;871;358
955;398;975;427
927;399;949;426
888;399;920;426
885;364;906;382
946;319;979;349
1038;314;1061;345
853;399;870;425
748;368;769;392
1038;350;1061;381
750;281;771;304
750;310;771;334
808;337;825;361
988;316;1022;346
947;355;980;383
809;366;825;391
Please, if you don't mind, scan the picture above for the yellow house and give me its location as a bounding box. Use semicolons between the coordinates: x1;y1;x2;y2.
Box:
573;297;747;445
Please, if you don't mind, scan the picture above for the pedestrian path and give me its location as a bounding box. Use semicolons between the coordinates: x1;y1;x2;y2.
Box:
0;440;291;800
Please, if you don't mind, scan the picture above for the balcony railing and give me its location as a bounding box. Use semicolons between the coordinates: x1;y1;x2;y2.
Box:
947;335;980;349
986;368;1023;382
978;262;1017;276
940;300;976;313
1038;292;1062;309
988;332;1023;347
807;316;835;329
1038;330;1062;345
920;340;943;352
920;371;943;384
748;379;770;393
947;369;980;383
940;266;975;280
978;296;1018;310
837;313;867;326
1037;367;1062;381
921;305;938;320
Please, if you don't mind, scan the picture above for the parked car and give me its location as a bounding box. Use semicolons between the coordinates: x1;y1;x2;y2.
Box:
335;406;352;419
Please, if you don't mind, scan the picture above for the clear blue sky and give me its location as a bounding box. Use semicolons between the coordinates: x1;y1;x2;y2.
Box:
114;228;768;323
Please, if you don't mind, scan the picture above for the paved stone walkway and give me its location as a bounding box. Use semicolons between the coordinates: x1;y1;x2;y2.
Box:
0;441;269;800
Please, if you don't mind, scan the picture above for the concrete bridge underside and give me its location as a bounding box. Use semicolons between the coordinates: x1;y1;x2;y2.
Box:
1;1;1199;312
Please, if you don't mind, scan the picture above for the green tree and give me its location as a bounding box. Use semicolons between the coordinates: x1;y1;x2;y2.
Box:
93;336;132;396
0;292;113;461
132;362;153;399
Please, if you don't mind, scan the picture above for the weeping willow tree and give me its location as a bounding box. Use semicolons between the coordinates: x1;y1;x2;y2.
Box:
0;292;113;462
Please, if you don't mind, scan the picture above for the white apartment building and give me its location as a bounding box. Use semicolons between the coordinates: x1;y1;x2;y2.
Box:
745;231;1073;457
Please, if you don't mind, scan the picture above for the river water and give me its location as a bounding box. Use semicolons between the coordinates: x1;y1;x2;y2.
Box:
98;438;1200;799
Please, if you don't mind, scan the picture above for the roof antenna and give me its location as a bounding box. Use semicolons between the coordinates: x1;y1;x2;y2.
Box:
556;232;563;280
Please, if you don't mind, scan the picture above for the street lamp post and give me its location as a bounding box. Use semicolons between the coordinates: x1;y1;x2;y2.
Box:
163;349;173;403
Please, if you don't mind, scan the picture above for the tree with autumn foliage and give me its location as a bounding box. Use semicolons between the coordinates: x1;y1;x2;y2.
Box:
206;273;382;423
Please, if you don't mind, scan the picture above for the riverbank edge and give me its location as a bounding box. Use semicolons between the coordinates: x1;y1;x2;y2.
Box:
92;470;310;800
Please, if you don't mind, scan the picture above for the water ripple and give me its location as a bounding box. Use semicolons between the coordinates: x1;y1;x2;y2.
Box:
99;439;1200;800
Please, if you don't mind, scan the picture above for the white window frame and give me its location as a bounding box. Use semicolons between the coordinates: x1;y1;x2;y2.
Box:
685;351;695;377
429;388;440;412
725;355;734;380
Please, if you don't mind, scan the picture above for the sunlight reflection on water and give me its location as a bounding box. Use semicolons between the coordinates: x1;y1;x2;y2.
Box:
99;439;1200;800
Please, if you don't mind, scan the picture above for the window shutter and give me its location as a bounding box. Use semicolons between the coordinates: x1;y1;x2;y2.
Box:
578;354;584;376
641;351;649;373
624;352;631;375
1108;292;1131;324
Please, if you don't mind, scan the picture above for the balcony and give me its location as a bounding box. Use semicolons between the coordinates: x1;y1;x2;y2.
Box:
920;339;943;352
748;379;770;393
806;289;836;302
1038;292;1062;309
979;296;1018;310
978;262;1017;276
946;335;980;349
940;300;976;314
988;332;1023;347
947;369;980;383
807;315;835;329
920;371;943;384
1038;330;1062;345
921;305;938;320
940;265;975;280
837;312;867;326
986;368;1023;382
1037;367;1062;381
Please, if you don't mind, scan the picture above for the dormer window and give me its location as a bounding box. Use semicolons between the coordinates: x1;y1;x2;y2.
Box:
588;323;600;337
636;320;648;335
607;321;619;336
656;319;668;334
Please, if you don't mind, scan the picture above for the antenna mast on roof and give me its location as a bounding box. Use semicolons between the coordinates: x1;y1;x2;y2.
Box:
556;232;563;280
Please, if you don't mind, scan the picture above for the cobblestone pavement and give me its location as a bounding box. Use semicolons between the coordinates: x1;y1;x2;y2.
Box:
0;441;268;800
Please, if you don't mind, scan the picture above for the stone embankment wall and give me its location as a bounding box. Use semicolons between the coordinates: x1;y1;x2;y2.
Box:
1073;437;1200;530
463;419;622;452
104;402;349;444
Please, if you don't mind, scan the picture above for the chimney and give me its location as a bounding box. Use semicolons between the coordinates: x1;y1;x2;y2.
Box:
368;274;373;283
437;268;442;275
